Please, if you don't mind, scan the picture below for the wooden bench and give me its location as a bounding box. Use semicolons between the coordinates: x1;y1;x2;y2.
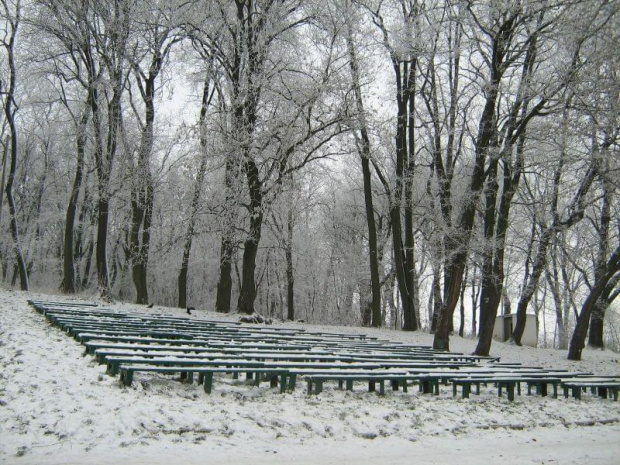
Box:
84;340;313;355
451;376;563;401
562;379;620;400
118;363;291;394
94;348;341;365
106;355;382;377
300;370;415;395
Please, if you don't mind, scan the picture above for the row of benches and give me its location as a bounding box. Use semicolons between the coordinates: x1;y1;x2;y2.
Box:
29;300;620;401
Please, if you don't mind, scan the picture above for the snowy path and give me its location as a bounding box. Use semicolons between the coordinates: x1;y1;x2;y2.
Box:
1;288;619;464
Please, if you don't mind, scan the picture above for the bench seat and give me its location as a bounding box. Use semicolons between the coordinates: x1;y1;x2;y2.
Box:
562;379;620;400
302;371;416;395
118;364;291;394
451;376;563;401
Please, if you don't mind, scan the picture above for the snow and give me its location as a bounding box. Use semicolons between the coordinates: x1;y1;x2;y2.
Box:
1;288;619;464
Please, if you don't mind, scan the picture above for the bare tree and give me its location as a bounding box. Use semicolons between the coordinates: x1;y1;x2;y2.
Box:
343;0;381;327
126;3;180;304
1;0;28;290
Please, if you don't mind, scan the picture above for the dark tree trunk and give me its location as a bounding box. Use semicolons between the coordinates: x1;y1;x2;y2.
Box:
285;209;295;321
130;69;158;305
81;237;95;290
587;160;612;348
237;231;261;314
215;153;237;313
459;264;467;337
179;74;213;309
345;17;382;328
61;107;89;294
130;182;153;305
568;244;620;360
430;271;442;332
130;194;152;305
96;197;111;300
588;275;620;347
513;157;597;344
433;13;508;350
588;303;606;348
215;236;234;313
237;158;263;315
474;28;535;355
2;6;28;291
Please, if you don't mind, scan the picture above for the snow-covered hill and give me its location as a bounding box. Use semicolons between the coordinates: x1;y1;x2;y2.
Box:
1;288;619;464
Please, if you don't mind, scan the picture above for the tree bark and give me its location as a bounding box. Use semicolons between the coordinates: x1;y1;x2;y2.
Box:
285;208;295;320
345;11;382;327
178;72;213;308
2;2;28;291
568;243;620;360
237;158;263;314
60;105;89;294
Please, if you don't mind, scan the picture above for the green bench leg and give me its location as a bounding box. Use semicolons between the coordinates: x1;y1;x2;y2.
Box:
391;380;399;391
307;380;313;395
288;374;297;391
401;380;408;393
107;362;119;376
421;380;432;394
369;381;376;392
462;383;470;399
316;380;323;394
346;380;353;391
121;369;133;387
204;372;214;394
506;383;515;401
338;380;344;390
379;381;385;396
563;386;569;398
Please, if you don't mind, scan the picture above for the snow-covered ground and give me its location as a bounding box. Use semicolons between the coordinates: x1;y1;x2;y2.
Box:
1;287;619;464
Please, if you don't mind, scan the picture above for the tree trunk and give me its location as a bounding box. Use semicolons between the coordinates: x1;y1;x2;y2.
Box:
285;209;295;321
345;16;382;328
61;106;89;294
2;4;28;291
568;243;620;360
587;156;612;348
237;158;263;315
432;39;501;350
95;197;111;299
459;264;467;337
588;302;606;348
237;233;260;314
178;75;213;308
216;236;234;313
